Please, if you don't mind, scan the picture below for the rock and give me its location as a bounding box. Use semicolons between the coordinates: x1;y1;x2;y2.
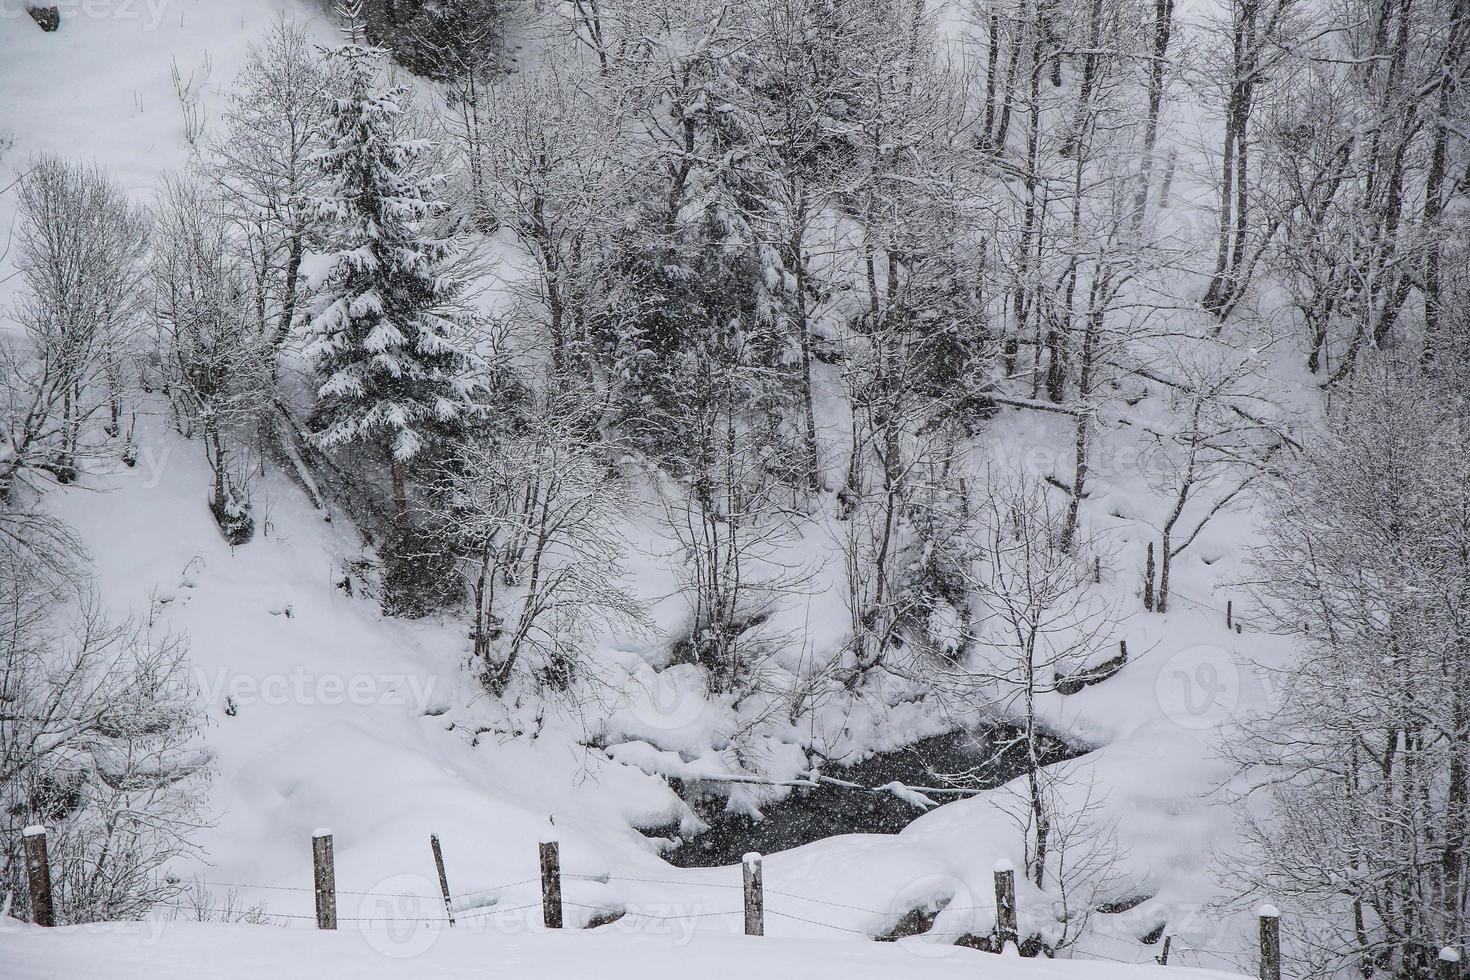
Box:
26;6;60;31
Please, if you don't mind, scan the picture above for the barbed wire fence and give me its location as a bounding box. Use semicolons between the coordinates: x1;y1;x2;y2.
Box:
10;824;1323;975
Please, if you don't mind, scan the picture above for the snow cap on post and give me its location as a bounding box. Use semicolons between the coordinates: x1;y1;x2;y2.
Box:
743;852;762;867
1257;903;1280;918
23;825;46;837
1440;948;1462;963
993;858;1015;873
312;827;333;839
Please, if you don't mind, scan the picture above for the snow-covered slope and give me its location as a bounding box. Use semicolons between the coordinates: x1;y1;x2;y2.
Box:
0;0;321;312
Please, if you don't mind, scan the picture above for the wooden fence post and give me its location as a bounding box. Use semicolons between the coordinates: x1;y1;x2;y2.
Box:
22;826;53;927
994;859;1017;952
312;829;337;930
430;833;455;927
1258;905;1281;980
1440;948;1462;980
1226;600;1233;630
539;840;563;929
1157;935;1172;965
742;852;764;937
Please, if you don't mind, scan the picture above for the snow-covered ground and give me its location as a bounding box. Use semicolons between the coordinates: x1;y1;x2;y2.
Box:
1;2;1294;978
1;919;1245;980
0;394;1264;972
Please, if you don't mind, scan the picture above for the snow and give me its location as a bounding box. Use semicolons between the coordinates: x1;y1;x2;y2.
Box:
880;782;939;810
0;919;1245;980
1256;906;1279;920
21;825;47;838
0;0;330;317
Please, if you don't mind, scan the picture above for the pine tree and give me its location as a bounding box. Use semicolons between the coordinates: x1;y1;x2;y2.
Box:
306;15;475;523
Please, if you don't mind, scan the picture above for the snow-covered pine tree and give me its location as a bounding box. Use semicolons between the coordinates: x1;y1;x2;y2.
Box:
306;8;475;524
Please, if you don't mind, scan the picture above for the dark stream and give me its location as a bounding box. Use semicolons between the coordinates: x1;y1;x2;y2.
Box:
661;724;1087;867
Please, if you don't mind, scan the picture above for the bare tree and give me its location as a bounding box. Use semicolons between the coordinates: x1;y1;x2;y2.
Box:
439;391;646;695
950;475;1114;890
151;173;273;543
478;56;624;375
658;355;811;695
1132;0;1177;223
832;0;991;681
1;157;149;503
211;16;337;376
0;548;209;923
1229;353;1470;978
1199;0;1303;317
1419;0;1470;365
1256;0;1469;375
1136;346;1280;613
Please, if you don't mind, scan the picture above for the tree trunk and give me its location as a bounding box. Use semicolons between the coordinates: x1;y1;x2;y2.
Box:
788;187;821;493
390;455;409;526
272;234;305;381
1420;0;1466;364
1133;0;1175;223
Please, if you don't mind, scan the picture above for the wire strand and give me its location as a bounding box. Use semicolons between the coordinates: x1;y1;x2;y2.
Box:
765;909;879;935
